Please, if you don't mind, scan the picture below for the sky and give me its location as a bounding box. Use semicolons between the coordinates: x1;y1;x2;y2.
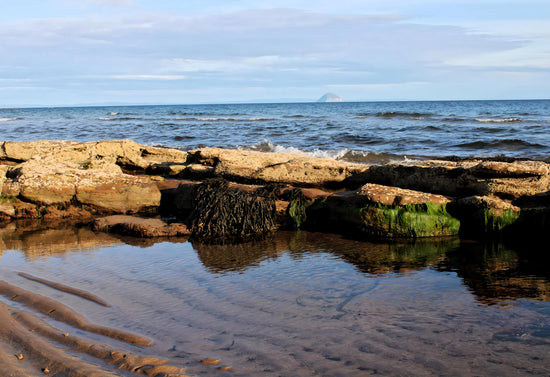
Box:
0;0;548;106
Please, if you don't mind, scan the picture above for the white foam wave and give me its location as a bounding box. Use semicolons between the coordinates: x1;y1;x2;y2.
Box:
475;117;521;123
0;117;17;122
239;142;403;164
109;112;119;116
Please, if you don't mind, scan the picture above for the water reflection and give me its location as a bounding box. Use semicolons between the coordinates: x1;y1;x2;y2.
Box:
440;240;550;304
194;231;458;275
0;220;121;258
1;221;549;305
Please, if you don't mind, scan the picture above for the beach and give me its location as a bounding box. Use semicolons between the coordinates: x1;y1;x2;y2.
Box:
0;101;549;376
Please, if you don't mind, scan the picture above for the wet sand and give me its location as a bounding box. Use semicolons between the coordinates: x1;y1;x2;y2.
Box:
0;229;549;376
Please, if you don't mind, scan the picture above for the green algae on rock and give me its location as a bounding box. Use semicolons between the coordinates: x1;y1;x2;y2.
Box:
360;202;460;239
319;184;460;240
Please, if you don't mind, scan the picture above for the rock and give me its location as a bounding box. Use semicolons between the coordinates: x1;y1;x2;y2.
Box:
319;183;460;239
185;148;368;187
0;200;40;220
452;195;521;237
11;156;161;214
470;160;550;177
93;215;190;237
0;140;78;162
0;139;188;173
355;159;550;200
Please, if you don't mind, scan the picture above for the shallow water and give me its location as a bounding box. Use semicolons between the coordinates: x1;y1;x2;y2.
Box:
0;227;549;376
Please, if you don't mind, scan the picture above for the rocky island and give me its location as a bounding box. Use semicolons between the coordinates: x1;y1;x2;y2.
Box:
1;139;549;244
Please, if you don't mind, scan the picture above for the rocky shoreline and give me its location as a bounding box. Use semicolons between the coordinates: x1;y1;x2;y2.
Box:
1;139;549;244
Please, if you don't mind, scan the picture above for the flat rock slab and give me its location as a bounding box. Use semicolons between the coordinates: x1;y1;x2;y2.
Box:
186;148;369;186
93;215;190;238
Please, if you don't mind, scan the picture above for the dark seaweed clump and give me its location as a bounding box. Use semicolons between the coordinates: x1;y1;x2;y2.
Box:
190;179;277;244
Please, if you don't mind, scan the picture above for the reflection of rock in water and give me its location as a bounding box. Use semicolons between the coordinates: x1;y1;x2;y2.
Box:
193;236;286;273
194;230;459;274
0;220;122;259
439;241;550;304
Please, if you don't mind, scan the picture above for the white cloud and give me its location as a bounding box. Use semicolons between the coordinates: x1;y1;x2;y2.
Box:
109;75;187;80
0;6;546;104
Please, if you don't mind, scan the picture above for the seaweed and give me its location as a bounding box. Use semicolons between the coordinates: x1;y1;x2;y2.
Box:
288;189;308;229
189;179;277;244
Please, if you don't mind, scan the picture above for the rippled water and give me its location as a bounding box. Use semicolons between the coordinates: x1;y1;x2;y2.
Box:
1;100;550;161
1;228;549;376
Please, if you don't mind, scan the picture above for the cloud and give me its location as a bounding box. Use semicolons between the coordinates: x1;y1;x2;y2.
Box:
0;7;544;104
109;75;187;80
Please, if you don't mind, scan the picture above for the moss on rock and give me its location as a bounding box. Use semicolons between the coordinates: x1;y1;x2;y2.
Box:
360;202;460;239
472;208;520;233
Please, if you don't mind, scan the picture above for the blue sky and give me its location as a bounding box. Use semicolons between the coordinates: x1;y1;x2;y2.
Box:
0;0;548;106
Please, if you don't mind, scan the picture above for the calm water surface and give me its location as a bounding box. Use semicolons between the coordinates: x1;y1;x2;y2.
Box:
0;228;549;376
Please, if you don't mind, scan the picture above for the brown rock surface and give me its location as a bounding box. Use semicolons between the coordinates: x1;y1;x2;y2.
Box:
186;148;369;186
8;156;160;213
356;159;550;200
93;215;190;237
1;139;188;172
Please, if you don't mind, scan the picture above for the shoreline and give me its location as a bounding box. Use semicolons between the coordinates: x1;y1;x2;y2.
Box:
1;139;549;244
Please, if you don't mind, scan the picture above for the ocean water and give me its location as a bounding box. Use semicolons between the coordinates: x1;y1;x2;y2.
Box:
1;99;550;162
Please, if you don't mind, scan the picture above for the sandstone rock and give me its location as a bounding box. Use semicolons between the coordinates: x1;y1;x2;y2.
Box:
354;159;550;201
185;148;368;187
76;179;160;213
93;215;190;237
470;160;550;177
453;195;521;236
12;156;160;213
0;140;78;162
1;140;188;173
0;200;39;220
319;183;459;239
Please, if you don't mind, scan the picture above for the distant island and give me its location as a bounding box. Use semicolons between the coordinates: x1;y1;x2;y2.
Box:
317;93;343;102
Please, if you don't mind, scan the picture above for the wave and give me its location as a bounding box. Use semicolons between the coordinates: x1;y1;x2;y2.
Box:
475;117;521;123
0;117;18;122
375;111;433;119
175;117;275;122
334;134;385;145
441;117;467;123
455;139;546;150
473;126;515;134
238;141;405;164
99;117;143;121
423;125;444;131
173;135;196;141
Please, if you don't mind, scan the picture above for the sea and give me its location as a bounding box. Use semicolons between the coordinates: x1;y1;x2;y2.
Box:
1;99;550;376
1;99;550;162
